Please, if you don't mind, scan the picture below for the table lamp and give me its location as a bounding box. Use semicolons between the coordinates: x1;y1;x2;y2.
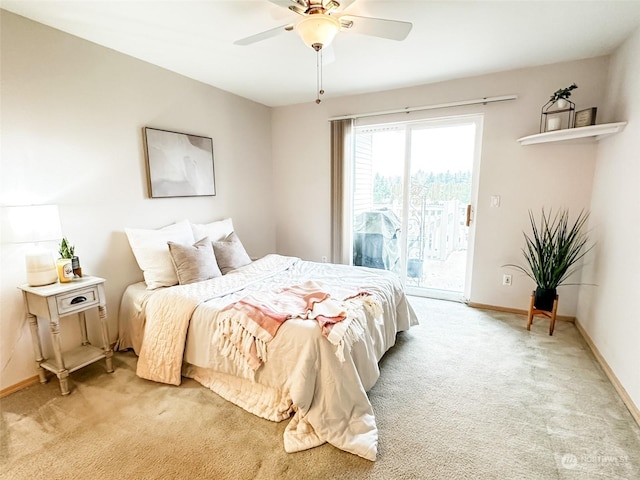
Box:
1;205;63;286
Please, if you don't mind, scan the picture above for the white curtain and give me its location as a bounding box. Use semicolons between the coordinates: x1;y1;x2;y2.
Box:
330;118;355;264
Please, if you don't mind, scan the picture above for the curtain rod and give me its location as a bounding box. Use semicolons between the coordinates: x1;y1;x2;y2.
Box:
328;94;518;121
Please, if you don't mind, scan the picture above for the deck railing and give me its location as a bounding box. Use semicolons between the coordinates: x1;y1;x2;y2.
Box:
408;200;468;262
356;199;468;278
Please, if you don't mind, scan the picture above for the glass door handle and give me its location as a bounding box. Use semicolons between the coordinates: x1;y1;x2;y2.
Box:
466;205;472;227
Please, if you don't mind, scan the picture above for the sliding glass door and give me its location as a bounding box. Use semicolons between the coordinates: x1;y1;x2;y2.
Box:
351;115;482;301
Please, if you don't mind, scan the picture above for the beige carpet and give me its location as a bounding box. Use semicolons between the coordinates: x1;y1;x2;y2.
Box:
1;297;639;480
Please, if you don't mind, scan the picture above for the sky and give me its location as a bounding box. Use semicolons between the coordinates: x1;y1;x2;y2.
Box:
368;123;476;177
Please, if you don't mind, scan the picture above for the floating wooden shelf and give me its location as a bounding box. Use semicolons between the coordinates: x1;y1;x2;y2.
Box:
517;122;627;146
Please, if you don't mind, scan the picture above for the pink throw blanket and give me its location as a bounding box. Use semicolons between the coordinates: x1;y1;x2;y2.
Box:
217;281;356;371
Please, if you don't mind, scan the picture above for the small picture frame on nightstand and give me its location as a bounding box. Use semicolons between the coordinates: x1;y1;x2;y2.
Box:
574;107;597;128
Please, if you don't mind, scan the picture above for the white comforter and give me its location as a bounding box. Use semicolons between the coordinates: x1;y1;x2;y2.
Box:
135;254;418;460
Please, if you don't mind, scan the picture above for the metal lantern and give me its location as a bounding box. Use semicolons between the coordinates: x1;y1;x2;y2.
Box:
540;98;575;133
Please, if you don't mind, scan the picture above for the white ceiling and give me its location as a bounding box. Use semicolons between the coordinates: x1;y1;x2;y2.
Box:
2;1;640;107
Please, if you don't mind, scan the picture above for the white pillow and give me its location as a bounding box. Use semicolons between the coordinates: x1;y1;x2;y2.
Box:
191;218;233;242
125;219;195;290
191;217;234;242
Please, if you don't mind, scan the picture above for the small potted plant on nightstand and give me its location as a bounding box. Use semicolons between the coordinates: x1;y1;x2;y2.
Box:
505;208;592;312
58;237;81;282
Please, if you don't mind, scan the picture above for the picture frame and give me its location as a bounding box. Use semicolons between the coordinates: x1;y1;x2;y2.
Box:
143;127;216;198
574;107;597;128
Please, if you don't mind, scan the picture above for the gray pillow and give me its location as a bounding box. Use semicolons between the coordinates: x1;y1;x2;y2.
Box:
167;237;222;285
212;232;252;274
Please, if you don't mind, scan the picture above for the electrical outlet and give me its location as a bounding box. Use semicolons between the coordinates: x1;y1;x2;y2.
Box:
502;274;512;286
321;256;328;263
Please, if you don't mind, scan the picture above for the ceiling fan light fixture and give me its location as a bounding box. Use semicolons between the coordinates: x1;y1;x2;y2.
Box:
295;14;341;51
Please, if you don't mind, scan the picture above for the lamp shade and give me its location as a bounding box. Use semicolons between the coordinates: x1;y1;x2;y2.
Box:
1;205;62;244
1;205;63;286
295;14;340;50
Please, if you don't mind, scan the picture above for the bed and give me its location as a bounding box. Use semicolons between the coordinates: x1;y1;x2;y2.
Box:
117;219;418;461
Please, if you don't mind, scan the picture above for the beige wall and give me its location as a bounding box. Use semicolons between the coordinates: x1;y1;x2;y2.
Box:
578;26;640;409
0;11;275;390
272;57;608;316
2;8;636;418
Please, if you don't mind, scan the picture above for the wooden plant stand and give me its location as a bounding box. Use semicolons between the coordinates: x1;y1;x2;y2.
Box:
527;290;559;336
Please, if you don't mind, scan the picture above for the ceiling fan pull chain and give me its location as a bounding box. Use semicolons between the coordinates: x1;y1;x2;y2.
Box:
316;47;323;104
319;48;325;96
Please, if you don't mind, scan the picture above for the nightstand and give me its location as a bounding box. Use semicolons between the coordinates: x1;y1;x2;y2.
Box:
19;276;114;395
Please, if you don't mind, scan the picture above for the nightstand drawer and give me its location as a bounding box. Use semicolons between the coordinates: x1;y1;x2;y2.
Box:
56;286;100;315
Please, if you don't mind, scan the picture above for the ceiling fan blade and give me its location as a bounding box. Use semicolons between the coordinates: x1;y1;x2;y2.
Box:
268;0;308;10
339;15;412;41
234;24;292;46
331;0;356;12
268;0;355;14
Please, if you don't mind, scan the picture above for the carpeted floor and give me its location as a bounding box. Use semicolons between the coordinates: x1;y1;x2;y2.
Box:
1;297;639;479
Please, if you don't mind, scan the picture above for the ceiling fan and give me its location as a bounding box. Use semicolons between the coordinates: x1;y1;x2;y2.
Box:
234;0;412;103
234;0;413;51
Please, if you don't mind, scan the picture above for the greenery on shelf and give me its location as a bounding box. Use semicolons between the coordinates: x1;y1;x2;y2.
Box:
505;208;592;290
58;237;75;259
550;83;578;102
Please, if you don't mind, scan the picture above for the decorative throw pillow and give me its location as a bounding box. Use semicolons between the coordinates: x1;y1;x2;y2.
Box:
212;232;252;274
168;237;222;285
191;217;234;243
125;219;195;290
